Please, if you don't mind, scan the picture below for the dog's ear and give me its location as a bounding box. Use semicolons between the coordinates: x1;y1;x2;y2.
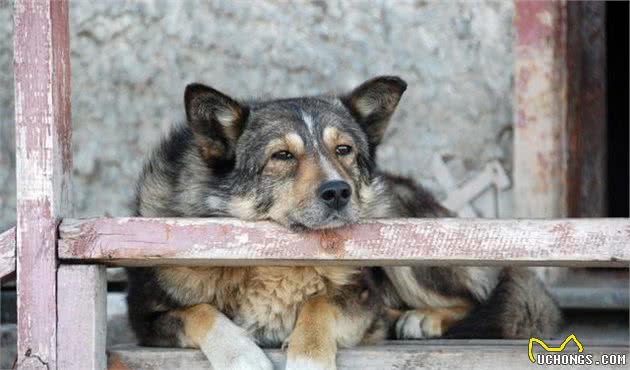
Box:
184;83;248;164
341;76;407;153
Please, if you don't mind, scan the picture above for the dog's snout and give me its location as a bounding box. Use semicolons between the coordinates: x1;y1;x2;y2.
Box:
318;180;352;210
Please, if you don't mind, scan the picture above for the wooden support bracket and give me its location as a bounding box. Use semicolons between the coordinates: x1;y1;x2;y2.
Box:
434;155;511;217
0;227;16;279
57;265;107;370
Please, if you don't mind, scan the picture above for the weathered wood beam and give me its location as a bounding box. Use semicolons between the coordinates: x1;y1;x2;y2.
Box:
514;0;569;218
58;218;630;267
108;341;629;370
514;1;609;218
57;265;107;370
14;0;73;368
0;227;16;279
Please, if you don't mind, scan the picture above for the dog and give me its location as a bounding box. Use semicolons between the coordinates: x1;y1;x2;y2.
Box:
126;76;561;370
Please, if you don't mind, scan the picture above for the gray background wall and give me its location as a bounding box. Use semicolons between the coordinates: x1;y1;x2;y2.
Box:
0;0;515;231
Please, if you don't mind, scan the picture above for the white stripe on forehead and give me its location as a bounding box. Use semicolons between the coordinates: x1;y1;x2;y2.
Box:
301;110;316;135
300;110;342;181
300;110;320;151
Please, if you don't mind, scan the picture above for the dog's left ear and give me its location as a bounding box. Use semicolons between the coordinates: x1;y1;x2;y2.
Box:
341;76;407;152
184;83;248;165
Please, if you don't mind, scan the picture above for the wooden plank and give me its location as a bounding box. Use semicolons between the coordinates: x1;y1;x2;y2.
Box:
0;227;16;279
58;265;107;370
550;268;629;309
5;316;629;369
58;217;630;267
108;341;629;370
543;267;629;311
513;0;569;218
552;286;629;310
14;0;73;368
442;161;510;212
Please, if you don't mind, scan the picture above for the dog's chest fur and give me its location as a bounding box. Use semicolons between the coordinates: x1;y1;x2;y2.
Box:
157;266;357;345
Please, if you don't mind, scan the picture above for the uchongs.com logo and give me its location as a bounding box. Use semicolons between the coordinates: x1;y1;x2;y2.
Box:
528;334;627;366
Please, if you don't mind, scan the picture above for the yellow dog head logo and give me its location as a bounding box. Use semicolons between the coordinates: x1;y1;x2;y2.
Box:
528;333;584;363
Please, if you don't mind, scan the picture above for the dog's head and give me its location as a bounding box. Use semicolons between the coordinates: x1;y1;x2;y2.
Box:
184;76;406;230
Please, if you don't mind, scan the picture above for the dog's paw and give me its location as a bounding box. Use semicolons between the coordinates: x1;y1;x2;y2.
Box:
285;357;335;370
198;313;273;370
223;347;273;370
395;309;445;339
208;336;273;370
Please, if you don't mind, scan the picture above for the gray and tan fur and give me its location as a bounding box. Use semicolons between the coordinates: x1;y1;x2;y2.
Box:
127;76;561;370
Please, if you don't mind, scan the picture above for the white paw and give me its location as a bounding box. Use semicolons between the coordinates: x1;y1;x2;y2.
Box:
208;336;273;370
199;314;273;370
285;357;335;370
395;309;443;339
221;343;273;370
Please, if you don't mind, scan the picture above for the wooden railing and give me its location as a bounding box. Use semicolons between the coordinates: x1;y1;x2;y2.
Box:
57;217;630;267
6;1;627;369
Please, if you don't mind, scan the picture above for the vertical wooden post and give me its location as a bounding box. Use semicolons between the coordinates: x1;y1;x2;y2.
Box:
513;0;569;218
14;1;72;369
58;265;107;370
513;1;608;218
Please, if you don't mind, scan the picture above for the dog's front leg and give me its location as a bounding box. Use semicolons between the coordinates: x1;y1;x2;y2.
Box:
395;305;471;339
173;304;273;370
285;296;341;370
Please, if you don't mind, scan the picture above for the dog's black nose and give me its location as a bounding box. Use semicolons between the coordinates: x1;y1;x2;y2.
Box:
318;180;352;210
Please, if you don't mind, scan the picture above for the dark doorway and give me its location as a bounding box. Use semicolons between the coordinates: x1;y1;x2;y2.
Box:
606;1;629;217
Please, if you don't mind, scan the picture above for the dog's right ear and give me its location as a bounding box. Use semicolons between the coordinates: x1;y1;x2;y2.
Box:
184;83;248;163
341;76;407;157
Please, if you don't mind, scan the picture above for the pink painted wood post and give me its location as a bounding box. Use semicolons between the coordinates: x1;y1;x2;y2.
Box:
14;0;72;369
513;0;569;218
0;227;16;279
57;265;107;370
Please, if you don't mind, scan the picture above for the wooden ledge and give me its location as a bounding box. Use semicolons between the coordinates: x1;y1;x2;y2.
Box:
0;227;15;278
108;341;630;370
58;218;630;267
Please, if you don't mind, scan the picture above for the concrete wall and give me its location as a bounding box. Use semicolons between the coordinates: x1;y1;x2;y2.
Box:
0;0;15;231
0;0;515;231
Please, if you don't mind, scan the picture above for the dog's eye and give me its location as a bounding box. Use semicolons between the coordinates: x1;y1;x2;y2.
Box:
271;151;294;161
335;145;353;156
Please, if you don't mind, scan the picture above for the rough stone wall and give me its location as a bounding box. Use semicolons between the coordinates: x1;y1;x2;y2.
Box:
0;0;514;231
